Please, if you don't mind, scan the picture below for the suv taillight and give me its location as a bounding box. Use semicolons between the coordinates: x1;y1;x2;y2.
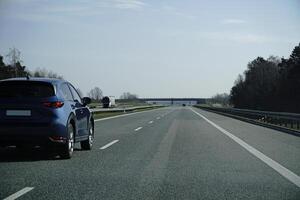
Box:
43;101;64;108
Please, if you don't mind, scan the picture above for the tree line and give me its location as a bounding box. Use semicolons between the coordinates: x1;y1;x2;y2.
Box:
230;43;300;113
208;93;230;107
1;48;139;101
0;48;63;80
87;88;138;102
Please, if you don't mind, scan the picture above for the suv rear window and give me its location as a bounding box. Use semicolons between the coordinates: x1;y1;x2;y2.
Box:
0;81;55;98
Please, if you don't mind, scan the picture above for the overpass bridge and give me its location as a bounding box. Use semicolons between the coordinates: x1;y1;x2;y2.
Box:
139;98;208;105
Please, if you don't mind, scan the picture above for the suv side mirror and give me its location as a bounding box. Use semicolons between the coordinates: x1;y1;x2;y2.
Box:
82;97;92;106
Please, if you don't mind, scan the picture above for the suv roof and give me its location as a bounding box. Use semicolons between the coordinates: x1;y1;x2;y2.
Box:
1;77;64;84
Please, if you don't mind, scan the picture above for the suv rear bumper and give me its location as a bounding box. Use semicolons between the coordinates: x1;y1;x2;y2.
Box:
0;125;67;146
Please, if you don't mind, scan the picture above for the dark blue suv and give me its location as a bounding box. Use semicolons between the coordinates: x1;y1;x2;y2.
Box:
0;78;94;159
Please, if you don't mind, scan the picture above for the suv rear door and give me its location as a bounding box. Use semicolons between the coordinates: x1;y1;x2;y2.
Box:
67;83;90;137
60;83;82;138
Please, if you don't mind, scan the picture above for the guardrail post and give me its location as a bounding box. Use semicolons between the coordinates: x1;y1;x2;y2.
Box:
285;120;287;127
297;121;300;129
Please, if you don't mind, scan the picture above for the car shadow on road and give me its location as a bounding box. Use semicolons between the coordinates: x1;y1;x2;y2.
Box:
0;147;82;162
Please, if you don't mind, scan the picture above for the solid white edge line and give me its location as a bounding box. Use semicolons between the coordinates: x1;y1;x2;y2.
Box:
134;127;143;131
100;140;119;150
190;108;300;188
94;107;166;122
3;187;34;200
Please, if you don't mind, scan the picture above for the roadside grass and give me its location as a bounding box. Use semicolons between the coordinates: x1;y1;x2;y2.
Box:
88;102;100;109
116;102;149;107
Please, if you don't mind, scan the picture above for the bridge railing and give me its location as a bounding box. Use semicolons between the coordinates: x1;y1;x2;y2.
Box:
194;105;300;135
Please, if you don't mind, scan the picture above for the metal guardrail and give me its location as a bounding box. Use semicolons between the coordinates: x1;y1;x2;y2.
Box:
91;105;163;114
194;105;300;136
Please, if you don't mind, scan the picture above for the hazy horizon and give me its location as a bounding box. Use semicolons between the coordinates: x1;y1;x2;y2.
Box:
0;0;299;98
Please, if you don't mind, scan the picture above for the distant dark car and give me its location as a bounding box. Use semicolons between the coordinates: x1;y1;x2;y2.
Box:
102;96;110;108
182;104;186;106
101;96;116;108
0;78;94;159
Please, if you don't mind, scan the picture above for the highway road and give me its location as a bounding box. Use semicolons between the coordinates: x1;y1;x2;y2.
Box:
0;107;299;200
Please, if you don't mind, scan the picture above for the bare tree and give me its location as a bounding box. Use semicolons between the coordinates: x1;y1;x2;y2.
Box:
88;87;103;101
6;47;22;77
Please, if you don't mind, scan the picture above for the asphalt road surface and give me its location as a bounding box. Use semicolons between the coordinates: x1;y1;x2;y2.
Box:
0;107;299;200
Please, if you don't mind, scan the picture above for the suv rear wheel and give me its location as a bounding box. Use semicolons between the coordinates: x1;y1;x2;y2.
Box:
81;120;94;150
60;123;74;159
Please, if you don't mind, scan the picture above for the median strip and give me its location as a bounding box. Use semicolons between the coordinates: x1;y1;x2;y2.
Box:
94;107;165;122
3;187;34;200
100;140;119;150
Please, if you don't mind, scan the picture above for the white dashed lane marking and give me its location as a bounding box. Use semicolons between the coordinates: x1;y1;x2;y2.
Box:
3;187;34;200
134;127;143;131
100;140;119;150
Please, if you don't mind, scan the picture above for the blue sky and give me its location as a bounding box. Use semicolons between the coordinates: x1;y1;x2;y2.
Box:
0;0;299;98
